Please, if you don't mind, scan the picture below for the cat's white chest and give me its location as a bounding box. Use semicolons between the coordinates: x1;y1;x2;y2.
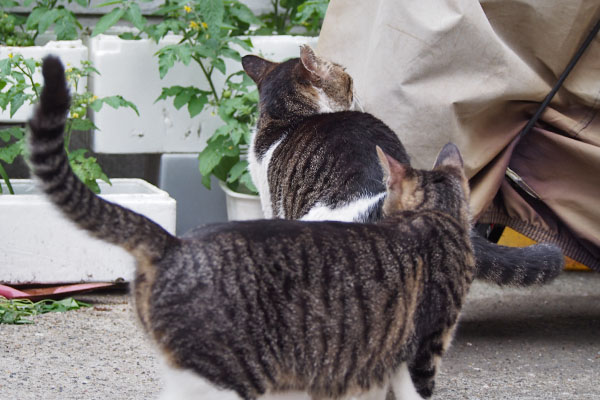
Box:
248;135;284;219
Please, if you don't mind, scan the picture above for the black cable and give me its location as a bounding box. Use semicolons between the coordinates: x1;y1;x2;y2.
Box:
518;17;600;139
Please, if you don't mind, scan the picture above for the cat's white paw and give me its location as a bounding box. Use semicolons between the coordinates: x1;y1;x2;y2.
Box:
390;363;425;400
159;366;241;400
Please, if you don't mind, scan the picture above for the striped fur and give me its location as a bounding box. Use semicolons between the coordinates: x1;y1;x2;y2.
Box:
29;56;475;400
243;46;563;287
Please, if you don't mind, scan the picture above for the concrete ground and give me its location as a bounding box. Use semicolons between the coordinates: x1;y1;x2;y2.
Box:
1;271;599;400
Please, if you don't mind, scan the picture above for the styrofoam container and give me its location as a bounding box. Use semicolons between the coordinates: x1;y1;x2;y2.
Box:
0;179;176;284
88;34;318;154
0;40;88;123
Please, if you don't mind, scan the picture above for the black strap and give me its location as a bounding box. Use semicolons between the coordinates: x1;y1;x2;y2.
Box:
518;17;600;140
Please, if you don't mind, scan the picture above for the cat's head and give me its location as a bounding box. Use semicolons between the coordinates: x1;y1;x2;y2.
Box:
377;143;470;223
242;46;356;121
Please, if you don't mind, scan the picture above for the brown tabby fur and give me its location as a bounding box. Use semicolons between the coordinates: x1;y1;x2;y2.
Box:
29;56;475;399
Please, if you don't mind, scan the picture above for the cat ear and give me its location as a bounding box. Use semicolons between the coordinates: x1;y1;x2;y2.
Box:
376;146;407;187
242;55;276;84
433;143;464;169
300;45;331;84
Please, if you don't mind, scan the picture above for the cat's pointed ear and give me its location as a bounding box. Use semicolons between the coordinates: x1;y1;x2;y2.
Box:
433;143;464;169
242;55;276;85
300;45;331;83
376;146;407;187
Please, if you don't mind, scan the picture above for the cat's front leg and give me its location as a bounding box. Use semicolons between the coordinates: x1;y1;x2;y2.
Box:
406;330;452;399
389;363;424;400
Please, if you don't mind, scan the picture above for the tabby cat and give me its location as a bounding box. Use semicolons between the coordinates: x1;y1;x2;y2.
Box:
242;45;563;286
31;56;475;400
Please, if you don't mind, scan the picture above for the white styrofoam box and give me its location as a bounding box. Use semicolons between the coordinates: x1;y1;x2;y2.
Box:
88;34;318;154
219;181;263;221
0;179;176;284
0;40;88;123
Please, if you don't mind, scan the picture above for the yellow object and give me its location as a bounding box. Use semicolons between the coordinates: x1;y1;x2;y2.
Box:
497;227;591;271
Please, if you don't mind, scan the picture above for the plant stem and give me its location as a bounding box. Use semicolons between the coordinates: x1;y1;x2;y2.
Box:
0;163;14;195
17;63;40;99
64;120;73;151
193;55;220;105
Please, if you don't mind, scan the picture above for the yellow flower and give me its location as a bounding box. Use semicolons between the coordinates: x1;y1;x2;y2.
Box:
72;113;79;119
8;53;13;59
189;21;200;30
201;22;208;29
184;5;192;13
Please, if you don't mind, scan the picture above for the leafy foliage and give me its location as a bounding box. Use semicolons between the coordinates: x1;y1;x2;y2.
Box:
0;0;91;45
0;56;138;194
0;296;90;324
257;0;329;36
88;0;329;194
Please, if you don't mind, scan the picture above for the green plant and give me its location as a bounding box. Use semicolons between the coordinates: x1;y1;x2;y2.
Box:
0;8;34;46
0;0;90;45
0;296;90;324
97;0;261;193
258;0;329;36
92;0;329;194
0;53;138;194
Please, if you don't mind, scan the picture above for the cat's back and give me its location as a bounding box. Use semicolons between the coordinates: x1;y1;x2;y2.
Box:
268;111;410;219
284;111;409;164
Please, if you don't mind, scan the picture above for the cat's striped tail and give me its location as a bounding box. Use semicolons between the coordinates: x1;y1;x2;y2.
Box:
28;56;175;262
471;233;563;286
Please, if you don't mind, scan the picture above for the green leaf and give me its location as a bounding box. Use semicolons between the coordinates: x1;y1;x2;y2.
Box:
201;173;212;189
220;48;241;62
68;149;110;193
228;37;253;52
23;59;37;75
157;49;177;79
188;95;207;118
92;7;126;37
173;90;192;110
70;118;97;131
177;43;193;66
0;136;25;164
198;0;225;35
9;92;26;118
212;58;226;75
25;7;47;30
239;171;258;194
125;3;146;31
227;159;248;183
75;0;89;6
198;144;223;176
37;8;60;36
89;99;103;112
54;10;81;40
229;3;262;26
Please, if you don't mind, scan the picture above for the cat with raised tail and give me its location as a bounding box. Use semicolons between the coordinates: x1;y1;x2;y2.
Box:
242;45;563;287
31;56;476;399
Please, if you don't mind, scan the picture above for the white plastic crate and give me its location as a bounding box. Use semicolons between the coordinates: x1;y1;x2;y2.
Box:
88;34;318;153
0;179;176;284
0;40;88;123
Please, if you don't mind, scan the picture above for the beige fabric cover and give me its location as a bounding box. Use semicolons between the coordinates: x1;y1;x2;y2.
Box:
317;0;600;269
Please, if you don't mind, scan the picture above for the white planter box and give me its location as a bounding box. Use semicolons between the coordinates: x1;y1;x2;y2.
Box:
88;35;318;154
219;181;263;221
0;179;176;284
0;40;88;123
